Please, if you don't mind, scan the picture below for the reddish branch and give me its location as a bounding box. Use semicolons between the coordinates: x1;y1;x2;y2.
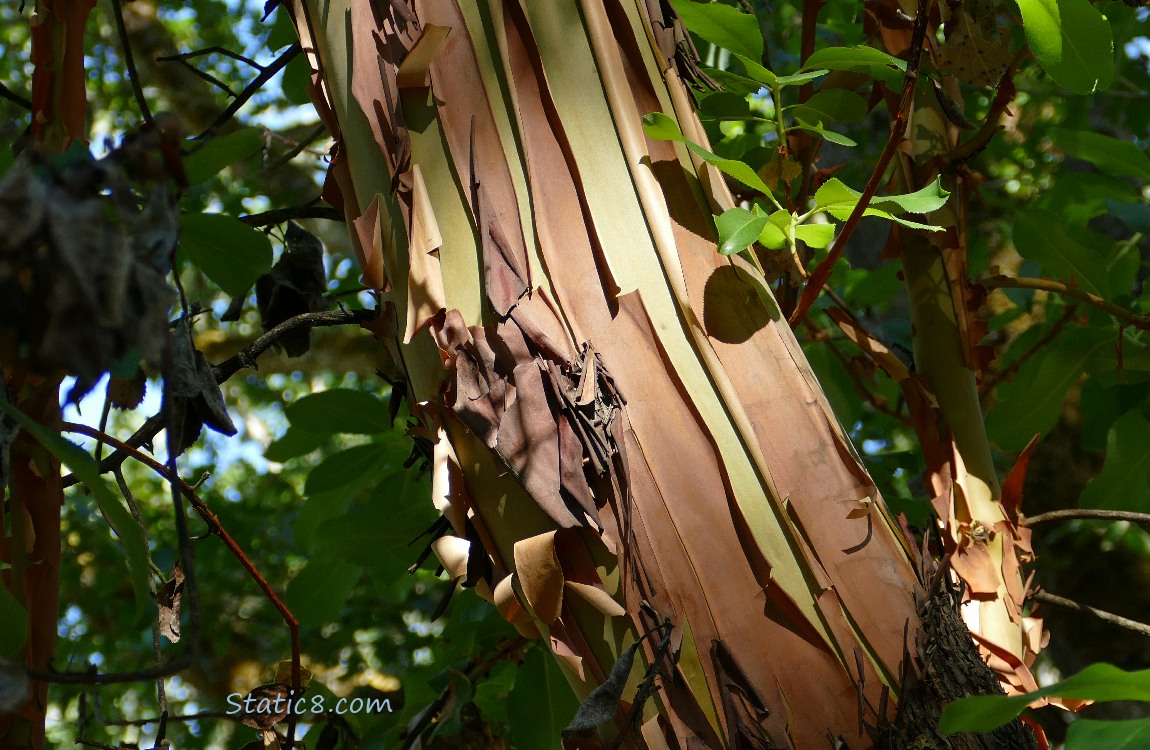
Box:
787;0;934;327
56;422;302;743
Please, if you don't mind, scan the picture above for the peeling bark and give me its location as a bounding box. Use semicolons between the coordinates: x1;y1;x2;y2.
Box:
284;0;1037;747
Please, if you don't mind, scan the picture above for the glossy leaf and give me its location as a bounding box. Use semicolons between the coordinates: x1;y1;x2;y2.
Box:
789;89;868;125
669;0;762;61
759;209;790;249
285;388;393;435
1078;410;1150;512
1066;718;1150;749
264;425;328;462
643;113;774;195
285;558;363;628
792;118;857;147
941;663;1150;733
813;177;948;229
507;646;581;750
180;213;274;297
774;70;829;87
1013;209;1111;298
985;329;1109;450
1050;128;1150;180
794;223;835;249
1017;0;1114;95
183;128;263;186
716;206;769;255
304;443;395;496
802;46;906;87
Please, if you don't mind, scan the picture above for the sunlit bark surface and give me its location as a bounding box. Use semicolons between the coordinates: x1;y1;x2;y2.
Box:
288;1;929;746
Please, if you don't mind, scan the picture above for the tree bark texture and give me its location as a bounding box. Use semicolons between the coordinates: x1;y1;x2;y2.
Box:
283;1;1033;747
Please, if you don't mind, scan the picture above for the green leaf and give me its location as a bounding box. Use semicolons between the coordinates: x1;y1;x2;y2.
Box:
759;210;790;249
698;91;755;121
1066;718;1150;749
1050;129;1150;180
716;207;770;255
507;647;581;750
1017;0;1114;95
794;223;836;249
285;389;393;435
788;89;868;124
774;70;829;87
732;54;777;87
282;55;312;106
1078;410;1150;512
813;177;949;229
985;329;1109;450
801;46;907;87
1013;209;1111;298
642;112;686;141
0;402;152;619
304;443;396;496
265;425;328;462
646;113;777;196
1106;199;1150;234
267;6;297;51
0;581;28;657
669;0;763;61
182;128;263;186
285;557;363;628
313;474;436;574
703;67;768;96
941;663;1150;734
792;118;857;147
179;213;273;297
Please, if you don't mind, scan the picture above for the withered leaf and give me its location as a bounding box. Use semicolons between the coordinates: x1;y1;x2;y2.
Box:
238;682;295;730
155;565;185;643
107;367;148;410
255;222;329;357
561;641;640;740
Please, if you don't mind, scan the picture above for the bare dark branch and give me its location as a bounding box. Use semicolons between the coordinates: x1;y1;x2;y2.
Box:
1030;590;1150;639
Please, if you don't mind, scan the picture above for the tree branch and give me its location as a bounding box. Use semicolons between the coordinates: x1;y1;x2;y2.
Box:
192;44;301;142
238;203;343;227
982;275;1150;330
1021;508;1150;527
788;0;935;326
1030;590;1150;639
110;0;154;124
62;307;377;489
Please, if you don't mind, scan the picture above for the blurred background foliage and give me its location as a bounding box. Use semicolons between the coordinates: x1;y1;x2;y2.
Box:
2;0;1150;747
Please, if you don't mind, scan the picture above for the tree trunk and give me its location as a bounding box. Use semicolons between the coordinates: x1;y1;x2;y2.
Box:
283;1;1036;747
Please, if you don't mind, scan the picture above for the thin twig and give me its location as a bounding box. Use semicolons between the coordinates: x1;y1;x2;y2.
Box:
213;308;375;381
62;307;375;489
1021;509;1150;527
263;123;330;171
1030;590;1150;639
0;80;32;109
105;710;238;727
788;0;934;326
61;420;303;740
156;46;264;71
983;275;1150;330
109;0;153;125
157;58;238;98
238;203;343;227
980;304;1076;394
193;44;301;142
